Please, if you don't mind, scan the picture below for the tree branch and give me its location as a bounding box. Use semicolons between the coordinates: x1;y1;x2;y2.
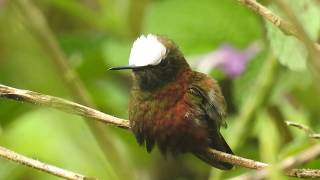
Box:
0;84;129;129
0;84;319;178
238;0;296;36
230;144;320;179
286;121;320;139
0;146;92;180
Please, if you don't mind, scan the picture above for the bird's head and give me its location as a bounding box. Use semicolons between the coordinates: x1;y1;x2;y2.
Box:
109;34;190;91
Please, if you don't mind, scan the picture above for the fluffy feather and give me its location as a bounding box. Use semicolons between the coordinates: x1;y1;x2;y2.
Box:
129;34;167;67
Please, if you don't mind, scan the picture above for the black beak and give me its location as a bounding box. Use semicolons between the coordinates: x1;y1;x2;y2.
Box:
108;65;149;71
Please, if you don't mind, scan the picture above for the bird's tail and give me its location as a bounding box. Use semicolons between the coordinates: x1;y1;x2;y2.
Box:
193;133;233;170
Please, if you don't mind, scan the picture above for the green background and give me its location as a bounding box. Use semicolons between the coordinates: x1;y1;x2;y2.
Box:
0;0;319;179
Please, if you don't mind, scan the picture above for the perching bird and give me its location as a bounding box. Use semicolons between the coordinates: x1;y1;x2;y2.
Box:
110;34;233;170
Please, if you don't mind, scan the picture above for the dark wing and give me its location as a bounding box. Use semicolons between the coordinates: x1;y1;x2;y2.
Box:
188;73;233;170
188;80;227;129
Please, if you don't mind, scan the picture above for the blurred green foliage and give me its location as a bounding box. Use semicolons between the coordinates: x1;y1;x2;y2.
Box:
0;0;319;180
266;0;320;71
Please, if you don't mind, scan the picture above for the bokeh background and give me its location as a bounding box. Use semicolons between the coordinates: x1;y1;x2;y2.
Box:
0;0;319;179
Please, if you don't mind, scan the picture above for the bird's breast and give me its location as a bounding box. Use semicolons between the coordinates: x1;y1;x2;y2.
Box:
129;82;208;153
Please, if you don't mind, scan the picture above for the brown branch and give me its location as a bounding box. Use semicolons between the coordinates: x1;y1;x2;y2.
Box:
0;84;319;178
208;149;267;170
230;144;320;179
286;121;320;139
0;84;129;129
281;144;320;171
0;146;93;180
238;0;297;36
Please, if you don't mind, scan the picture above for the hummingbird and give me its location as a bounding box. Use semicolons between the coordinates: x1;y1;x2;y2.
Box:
110;34;233;170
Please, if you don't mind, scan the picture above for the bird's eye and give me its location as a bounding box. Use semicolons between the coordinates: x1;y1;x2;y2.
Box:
160;59;169;67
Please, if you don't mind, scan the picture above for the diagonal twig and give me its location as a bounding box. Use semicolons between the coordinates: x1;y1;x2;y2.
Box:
229;144;320;179
0;146;93;180
286;121;320;139
0;84;129;129
238;0;297;36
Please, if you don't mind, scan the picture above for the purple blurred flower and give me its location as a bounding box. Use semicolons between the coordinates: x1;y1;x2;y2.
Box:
194;42;261;78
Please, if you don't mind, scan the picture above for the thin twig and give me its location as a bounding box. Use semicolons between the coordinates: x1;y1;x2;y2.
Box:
0;84;319;178
0;84;129;129
229;144;320;179
281;144;320;171
208;148;267;170
286;121;320;139
0;146;93;180
238;0;297;36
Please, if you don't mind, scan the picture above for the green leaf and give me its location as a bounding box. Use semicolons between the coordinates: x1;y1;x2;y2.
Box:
266;0;320;71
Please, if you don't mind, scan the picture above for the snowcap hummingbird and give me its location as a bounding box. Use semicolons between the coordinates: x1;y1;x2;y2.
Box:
110;34;233;170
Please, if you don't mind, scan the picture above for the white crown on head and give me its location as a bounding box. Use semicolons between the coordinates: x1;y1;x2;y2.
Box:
129;34;167;67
